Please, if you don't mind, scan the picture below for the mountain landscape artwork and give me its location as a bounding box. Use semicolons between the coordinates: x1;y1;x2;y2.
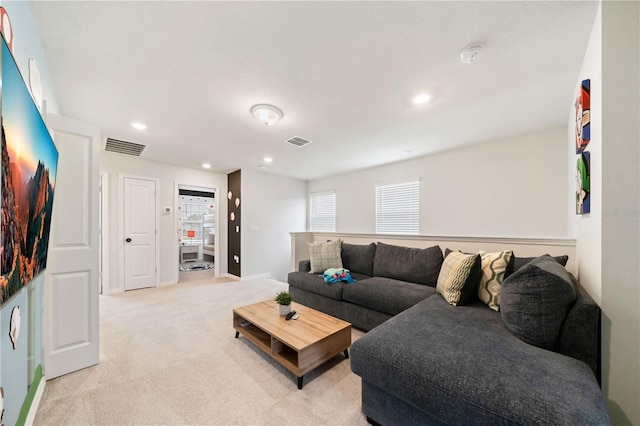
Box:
0;36;58;306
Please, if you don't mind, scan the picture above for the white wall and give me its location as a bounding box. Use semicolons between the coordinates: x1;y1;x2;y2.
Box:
309;127;569;238
599;2;639;423
1;1;60;114
569;3;640;424
241;170;306;281
101;153;228;290
569;4;603;305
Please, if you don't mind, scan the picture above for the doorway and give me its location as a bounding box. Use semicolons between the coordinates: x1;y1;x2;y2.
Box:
176;184;216;283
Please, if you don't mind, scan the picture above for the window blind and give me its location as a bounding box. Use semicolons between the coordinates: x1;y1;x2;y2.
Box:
375;181;419;234
309;191;336;232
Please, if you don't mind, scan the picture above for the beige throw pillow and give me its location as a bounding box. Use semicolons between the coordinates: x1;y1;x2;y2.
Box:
436;251;479;306
477;250;513;311
308;240;343;273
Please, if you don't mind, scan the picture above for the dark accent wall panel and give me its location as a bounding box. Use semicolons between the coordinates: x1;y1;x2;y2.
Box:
227;170;241;277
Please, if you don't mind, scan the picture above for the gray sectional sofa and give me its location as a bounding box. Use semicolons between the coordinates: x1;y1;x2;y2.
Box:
287;241;610;425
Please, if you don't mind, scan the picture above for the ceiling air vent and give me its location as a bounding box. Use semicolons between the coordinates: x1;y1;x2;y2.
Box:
285;136;312;147
104;138;147;157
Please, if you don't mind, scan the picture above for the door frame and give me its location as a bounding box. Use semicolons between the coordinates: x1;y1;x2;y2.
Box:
118;174;160;291
173;181;220;284
99;172;110;294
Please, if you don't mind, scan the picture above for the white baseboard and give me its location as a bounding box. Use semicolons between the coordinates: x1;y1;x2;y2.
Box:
222;273;273;281
223;273;240;280
239;273;274;281
159;280;177;286
25;376;46;425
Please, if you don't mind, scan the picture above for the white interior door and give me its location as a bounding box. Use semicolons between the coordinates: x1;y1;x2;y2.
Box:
44;114;100;379
123;177;157;291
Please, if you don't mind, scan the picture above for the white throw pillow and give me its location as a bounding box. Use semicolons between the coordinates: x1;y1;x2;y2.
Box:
308;240;343;273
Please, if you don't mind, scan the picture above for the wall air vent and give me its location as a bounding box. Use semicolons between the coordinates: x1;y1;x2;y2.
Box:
104;138;147;157
285;136;312;147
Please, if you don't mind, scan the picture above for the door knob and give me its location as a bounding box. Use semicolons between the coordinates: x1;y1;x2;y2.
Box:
125;238;132;243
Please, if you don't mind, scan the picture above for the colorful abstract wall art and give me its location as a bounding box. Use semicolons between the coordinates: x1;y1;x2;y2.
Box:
0;36;59;306
575;79;590;154
576;151;591;215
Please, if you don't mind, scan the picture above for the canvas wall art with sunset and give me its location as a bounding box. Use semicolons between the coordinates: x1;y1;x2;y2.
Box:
0;37;58;306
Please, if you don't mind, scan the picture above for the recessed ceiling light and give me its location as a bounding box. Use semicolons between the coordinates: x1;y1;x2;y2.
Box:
264;156;273;163
130;121;147;130
412;94;430;105
202;163;211;169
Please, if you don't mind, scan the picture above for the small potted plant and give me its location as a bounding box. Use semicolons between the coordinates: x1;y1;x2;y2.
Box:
274;291;293;316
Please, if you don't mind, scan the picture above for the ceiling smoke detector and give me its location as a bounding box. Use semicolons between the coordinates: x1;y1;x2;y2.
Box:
460;44;485;64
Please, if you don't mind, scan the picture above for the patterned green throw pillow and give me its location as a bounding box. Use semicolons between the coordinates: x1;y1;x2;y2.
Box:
477;250;513;311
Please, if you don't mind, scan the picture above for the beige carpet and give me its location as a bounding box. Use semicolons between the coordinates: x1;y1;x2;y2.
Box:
34;278;367;425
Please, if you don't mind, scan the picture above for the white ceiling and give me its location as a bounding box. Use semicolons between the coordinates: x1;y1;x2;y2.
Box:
30;1;599;181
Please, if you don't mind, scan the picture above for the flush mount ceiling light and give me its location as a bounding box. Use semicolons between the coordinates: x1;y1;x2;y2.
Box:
251;104;283;126
202;162;211;169
460;44;485;64
263;156;273;163
130;121;147;130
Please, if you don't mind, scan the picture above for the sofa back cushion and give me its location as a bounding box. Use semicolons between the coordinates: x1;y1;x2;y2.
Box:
501;255;577;351
557;276;601;379
373;242;443;286
504;254;569;279
341;242;376;276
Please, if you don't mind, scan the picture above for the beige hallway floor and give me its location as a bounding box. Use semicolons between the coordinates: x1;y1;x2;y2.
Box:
34;278;366;425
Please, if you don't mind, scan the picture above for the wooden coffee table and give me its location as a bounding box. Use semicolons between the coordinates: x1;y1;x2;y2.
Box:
233;300;351;389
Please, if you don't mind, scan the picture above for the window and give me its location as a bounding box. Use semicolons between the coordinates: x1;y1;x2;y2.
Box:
309;191;336;232
375;181;419;234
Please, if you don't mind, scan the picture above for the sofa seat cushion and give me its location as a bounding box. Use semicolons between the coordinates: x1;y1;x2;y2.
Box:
287;271;345;301
350;272;372;282
373;243;443;286
342;277;436;316
351;295;609;425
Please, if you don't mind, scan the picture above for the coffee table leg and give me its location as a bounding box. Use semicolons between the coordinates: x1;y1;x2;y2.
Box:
235;331;239;338
344;349;349;359
297;376;304;390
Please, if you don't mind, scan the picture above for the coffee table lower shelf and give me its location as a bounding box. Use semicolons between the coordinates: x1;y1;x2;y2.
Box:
233;301;351;389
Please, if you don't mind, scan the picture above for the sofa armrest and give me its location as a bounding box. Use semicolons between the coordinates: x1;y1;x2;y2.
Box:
557;277;601;382
298;259;311;272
